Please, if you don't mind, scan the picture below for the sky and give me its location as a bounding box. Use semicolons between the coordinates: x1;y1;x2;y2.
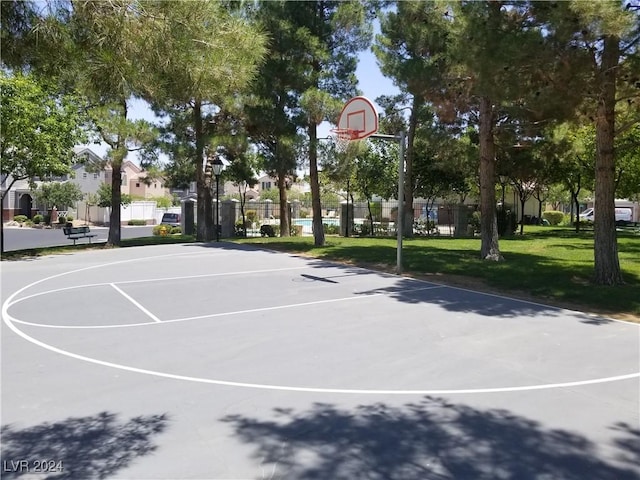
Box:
80;42;400;162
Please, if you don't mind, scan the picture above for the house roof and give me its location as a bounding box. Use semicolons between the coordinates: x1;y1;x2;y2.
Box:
73;147;103;162
103;160;143;173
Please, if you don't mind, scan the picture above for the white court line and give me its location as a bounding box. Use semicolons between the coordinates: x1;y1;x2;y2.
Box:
110;283;161;323
3;247;639;395
3;310;640;394
6;265;310;309
8;285;443;329
168;292;387;322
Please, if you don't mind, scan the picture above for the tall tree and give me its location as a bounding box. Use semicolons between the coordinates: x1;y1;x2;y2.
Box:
355;140;399;235
293;1;373;246
376;2;585;260
540;122;596;231
615;122;640;200
137;1;266;242
8;1;158;245
0;71;85;253
245;1;309;237
226;151;259;236
32;181;84;212
375;4;453;237
535;1;640;284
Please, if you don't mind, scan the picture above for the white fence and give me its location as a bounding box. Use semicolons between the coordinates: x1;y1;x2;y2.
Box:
75;200;180;225
121;201;156;223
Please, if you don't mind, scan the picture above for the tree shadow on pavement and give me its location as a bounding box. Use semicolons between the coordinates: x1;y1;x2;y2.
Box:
222;396;640;480
612;421;640;471
354;276;560;317
1;411;168;479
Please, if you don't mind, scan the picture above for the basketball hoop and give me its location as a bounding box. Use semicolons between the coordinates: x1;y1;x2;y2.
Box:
330;128;359;153
331;96;379;153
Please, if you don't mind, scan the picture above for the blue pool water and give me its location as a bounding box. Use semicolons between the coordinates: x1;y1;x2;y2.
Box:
293;218;340;227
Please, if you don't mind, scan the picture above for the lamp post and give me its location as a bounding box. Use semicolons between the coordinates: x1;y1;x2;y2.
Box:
212;156;224;242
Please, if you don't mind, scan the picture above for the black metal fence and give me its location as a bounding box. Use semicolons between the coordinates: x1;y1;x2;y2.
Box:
235;199;476;237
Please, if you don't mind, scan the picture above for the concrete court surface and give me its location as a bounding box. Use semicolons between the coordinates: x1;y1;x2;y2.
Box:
1;242;639;480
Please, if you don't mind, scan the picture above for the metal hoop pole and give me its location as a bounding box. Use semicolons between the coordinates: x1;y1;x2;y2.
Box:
397;131;405;274
368;131;406;275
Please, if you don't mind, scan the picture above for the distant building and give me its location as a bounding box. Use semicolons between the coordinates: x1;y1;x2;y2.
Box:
1;146;173;222
1;175;36;221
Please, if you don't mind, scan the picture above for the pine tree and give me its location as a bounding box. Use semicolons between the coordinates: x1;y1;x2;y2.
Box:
286;1;373;246
133;1;266;241
535;1;639;284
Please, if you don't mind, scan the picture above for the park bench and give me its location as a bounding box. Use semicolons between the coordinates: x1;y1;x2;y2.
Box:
63;225;97;245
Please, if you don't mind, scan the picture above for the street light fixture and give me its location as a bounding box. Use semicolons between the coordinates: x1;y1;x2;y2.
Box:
212;156;224;242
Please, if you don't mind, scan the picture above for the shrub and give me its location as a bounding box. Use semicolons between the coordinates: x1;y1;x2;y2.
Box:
235;220;247;237
355;222;371;236
32;214;43;224
128;219;147;226
58;216;67;224
245;209;257;224
44;214;51;225
414;219;436;236
170;226;181;234
152;196;172;208
14;215;28;223
324;223;340;235
153;224;170;236
368;202;382;222
542;210;564;226
469;211;481;234
66;215;74;222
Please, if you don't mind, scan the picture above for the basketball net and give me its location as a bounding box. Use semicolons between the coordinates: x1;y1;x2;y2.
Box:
330;128;359;154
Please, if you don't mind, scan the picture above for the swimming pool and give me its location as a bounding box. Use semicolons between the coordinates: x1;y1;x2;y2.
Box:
293;218;340;233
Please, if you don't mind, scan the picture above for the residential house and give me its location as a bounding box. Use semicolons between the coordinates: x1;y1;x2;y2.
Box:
71;147;105;197
1;175;36;221
74;155;171;223
1;168;76;221
255;173;309;198
103;160;170;199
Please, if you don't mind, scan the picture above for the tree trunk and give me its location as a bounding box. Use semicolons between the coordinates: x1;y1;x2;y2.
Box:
194;100;214;242
308;124;325;246
107;100;129;247
0;184;12;254
520;195;525;235
478;97;503;261
108;152;123;246
0;200;4;255
593;35;623;285
573;193;581;233
367;198;374;236
278;173;290;237
239;184;247;237
403;95;419;237
537;199;543;225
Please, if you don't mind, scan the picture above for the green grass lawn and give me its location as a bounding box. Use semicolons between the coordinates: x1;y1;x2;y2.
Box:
234;227;640;320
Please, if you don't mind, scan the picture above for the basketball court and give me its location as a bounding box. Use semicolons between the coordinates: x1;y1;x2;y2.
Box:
2;242;639;479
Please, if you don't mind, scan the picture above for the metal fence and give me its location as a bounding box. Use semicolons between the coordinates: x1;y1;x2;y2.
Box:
234;199;474;237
